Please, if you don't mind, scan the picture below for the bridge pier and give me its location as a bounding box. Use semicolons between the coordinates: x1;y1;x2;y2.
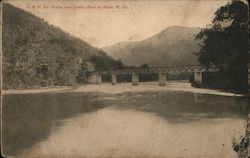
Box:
96;73;102;84
87;73;97;84
111;73;117;85
159;72;166;86
194;71;203;85
132;72;139;85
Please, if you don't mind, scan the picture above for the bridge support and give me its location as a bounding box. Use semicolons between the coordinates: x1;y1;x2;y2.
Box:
87;74;97;84
132;72;139;85
111;73;117;85
159;72;166;86
194;72;203;85
96;73;102;84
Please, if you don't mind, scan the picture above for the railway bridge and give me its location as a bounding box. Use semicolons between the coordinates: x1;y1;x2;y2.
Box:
86;65;227;86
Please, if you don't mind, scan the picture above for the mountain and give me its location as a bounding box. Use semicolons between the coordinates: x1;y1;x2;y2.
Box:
103;26;201;67
2;3;123;89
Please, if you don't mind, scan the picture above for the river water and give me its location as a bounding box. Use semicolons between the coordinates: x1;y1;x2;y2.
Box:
2;85;250;158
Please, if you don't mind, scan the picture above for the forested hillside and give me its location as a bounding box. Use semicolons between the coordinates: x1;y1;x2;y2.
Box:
2;3;123;89
103;26;201;67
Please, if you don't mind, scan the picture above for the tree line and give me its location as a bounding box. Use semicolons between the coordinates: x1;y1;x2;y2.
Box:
192;0;249;93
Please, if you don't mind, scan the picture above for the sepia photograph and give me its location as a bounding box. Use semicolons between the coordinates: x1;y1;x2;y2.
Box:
0;0;249;157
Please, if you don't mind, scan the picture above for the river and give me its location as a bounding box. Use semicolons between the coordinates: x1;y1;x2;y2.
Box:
2;82;250;158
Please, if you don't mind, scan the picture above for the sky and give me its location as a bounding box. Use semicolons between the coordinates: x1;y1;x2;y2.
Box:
8;0;230;48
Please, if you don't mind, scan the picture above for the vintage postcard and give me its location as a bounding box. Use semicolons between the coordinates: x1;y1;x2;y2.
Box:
0;0;249;158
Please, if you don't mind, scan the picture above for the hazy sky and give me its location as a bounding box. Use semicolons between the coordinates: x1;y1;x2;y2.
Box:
8;0;229;48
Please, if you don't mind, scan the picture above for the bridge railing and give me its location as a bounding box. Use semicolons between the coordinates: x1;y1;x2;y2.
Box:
93;65;227;75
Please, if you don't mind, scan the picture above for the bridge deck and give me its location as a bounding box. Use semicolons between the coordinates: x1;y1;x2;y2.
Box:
92;65;226;75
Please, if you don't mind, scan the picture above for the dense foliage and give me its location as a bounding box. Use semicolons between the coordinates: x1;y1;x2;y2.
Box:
195;0;249;92
2;3;124;89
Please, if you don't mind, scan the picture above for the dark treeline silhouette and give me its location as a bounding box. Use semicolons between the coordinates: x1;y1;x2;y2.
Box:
193;0;249;93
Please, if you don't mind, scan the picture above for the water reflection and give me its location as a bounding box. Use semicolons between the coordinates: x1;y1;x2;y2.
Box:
19;109;246;158
2;91;249;157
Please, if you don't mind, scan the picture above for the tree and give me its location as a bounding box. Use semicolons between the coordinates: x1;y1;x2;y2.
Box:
140;63;150;69
195;0;249;91
112;59;124;70
196;0;248;70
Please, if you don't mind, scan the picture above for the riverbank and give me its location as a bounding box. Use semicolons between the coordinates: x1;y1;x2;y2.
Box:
1;81;246;97
1;86;78;95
